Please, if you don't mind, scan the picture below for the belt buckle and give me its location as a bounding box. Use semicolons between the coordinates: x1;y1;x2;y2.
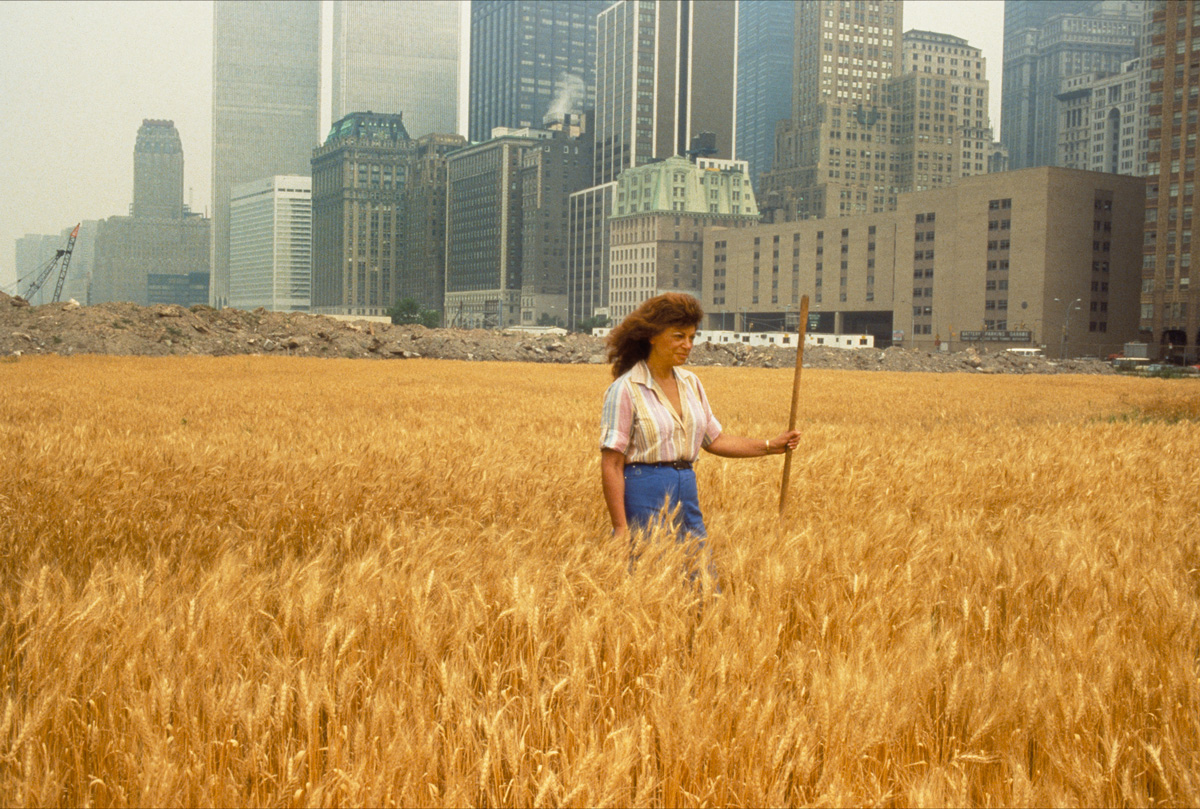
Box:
671;460;689;470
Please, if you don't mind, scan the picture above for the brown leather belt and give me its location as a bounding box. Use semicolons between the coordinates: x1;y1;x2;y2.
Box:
628;460;693;470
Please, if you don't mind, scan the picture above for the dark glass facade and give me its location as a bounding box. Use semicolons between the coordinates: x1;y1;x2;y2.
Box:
469;0;610;143
735;0;794;190
148;272;210;307
594;0;737;184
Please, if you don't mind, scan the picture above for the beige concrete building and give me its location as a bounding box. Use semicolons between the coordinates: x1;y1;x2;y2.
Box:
759;4;999;224
608;156;760;322
1056;72;1098;171
890;30;993;192
704;166;1145;357
989;141;1011;174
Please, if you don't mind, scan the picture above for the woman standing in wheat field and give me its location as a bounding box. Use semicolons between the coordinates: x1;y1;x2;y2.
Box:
600;293;801;574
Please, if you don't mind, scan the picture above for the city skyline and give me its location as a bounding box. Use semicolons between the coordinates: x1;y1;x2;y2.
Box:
0;0;1003;292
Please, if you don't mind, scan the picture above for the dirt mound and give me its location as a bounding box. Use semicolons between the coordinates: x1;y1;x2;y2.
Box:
0;292;1113;375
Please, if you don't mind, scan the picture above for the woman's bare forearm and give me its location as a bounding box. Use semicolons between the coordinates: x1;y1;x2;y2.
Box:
600;449;627;532
704;430;802;458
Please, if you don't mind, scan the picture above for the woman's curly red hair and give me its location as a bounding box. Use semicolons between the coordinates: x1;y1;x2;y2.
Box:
606;293;704;378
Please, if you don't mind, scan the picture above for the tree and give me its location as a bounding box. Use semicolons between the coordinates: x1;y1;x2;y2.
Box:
575;314;610;334
537;312;564;328
389;297;441;328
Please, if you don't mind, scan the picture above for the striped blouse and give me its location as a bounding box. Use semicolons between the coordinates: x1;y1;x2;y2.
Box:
600;360;723;464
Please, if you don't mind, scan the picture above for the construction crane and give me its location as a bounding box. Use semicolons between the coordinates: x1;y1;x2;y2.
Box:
22;223;79;303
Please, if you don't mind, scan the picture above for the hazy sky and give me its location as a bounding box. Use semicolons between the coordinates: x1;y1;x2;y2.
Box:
0;0;1004;292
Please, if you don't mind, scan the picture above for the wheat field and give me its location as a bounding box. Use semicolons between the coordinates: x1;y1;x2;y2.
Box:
1;355;1198;807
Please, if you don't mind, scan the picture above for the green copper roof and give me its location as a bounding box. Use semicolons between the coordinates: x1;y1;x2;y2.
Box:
611;156;759;219
324;112;411;145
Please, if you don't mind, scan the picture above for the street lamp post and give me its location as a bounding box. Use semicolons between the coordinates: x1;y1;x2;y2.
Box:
1054;297;1082;359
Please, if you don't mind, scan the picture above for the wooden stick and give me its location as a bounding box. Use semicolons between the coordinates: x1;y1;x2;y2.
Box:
779;295;810;517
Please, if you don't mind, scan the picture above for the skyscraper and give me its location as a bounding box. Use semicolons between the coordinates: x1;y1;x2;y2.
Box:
593;0;738;185
735;0;795;190
401;133;468;315
229;176;312;312
311;113;416;318
1142;0;1199;361
888;30;992;192
331;0;460;138
517;115;594;326
133;120;184;219
566;182;615;328
1000;0;1142;170
1002;0;1094;171
469;0;610;143
211;1;320;309
93;121;209;307
444;131;538;329
754;3;1003;225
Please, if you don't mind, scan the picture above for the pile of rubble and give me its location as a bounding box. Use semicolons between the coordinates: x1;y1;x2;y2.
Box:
0;292;1114;375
